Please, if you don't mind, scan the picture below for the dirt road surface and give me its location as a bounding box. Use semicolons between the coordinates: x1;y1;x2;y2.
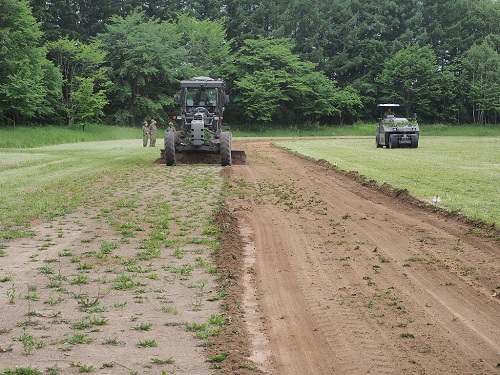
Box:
225;139;500;374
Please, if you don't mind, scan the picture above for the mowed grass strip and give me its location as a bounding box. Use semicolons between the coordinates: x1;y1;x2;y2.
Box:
0;140;160;236
278;137;500;226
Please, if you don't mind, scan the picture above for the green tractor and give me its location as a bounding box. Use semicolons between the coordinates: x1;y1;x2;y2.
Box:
375;104;420;149
164;76;245;166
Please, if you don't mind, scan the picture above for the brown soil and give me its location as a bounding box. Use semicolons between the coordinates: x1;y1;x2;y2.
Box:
221;139;500;375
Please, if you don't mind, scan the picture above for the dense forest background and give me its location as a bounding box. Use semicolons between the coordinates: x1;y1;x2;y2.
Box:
1;0;499;128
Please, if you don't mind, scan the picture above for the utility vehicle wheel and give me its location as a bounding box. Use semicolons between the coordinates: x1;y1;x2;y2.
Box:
220;131;232;166
164;131;176;166
388;134;399;149
376;134;383;148
411;134;419;148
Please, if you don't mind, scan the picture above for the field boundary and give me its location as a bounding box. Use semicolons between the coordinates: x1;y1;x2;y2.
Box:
278;144;500;240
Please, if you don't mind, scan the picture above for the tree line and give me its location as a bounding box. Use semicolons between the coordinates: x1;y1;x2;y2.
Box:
1;0;499;128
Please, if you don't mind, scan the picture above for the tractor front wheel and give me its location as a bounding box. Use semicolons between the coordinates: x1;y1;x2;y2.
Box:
220;132;232;166
164;131;176;166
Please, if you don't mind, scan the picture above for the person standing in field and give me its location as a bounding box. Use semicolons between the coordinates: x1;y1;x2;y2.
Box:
166;121;175;132
142;121;150;147
149;119;158;147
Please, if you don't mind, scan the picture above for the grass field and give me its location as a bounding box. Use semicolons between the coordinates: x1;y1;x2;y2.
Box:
0;140;160;239
277;137;500;226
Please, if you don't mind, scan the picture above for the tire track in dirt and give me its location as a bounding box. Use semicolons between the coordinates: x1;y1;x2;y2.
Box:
226;139;500;375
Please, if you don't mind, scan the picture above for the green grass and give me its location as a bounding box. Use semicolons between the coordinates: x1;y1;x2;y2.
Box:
0;139;160;238
278;137;500;226
231;122;499;138
0;124;138;148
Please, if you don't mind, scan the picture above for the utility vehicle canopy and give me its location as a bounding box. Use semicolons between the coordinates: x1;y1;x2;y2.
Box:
377;104;400;108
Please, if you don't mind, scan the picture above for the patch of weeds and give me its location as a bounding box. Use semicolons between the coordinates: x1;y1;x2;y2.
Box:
461;265;476;276
45;364;61;375
47;311;62;318
239;361;260;371
0;367;43;375
0;343;13;352
132;322;152;331
69;274;89;285
136;247;162;261
172;246;184;259
207;289;226;301
71;320;93;330
196;341;214;347
60;333;94;345
136;339;157;348
208;314;225;326
6;284;17;304
150;357;175;365
58;250;73;257
100;241;119;254
25;293;39;301
112;302;127;309
2;229;36;240
26;310;43;317
13;327;36;355
377;255;389;263
207;350;228;363
161;305;179;315
124;265;152;273
185;320;221;339
102;337;125;346
0;273;13;282
37;266;55;275
163;264;193;279
89;316;108;326
69;362;94;372
112;274;137;290
77;263;93;271
100;363;114;369
77;297;100;310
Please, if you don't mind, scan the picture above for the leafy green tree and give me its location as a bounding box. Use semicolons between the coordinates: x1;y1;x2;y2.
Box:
377;45;440;120
29;0;83;42
46;37;109;125
461;40;500;124
174;14;232;79
71;77;109;130
232;37;359;125
97;11;183;125
0;0;62;127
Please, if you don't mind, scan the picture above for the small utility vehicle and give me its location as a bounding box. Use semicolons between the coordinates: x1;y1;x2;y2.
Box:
375;104;419;149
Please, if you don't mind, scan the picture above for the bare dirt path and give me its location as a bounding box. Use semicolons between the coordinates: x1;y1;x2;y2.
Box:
226;139;500;375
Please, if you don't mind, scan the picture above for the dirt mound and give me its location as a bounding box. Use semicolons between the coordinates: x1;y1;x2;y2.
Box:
155;151;246;165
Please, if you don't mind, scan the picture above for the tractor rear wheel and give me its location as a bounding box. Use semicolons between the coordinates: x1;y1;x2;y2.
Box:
164;132;176;166
220;132;232;166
